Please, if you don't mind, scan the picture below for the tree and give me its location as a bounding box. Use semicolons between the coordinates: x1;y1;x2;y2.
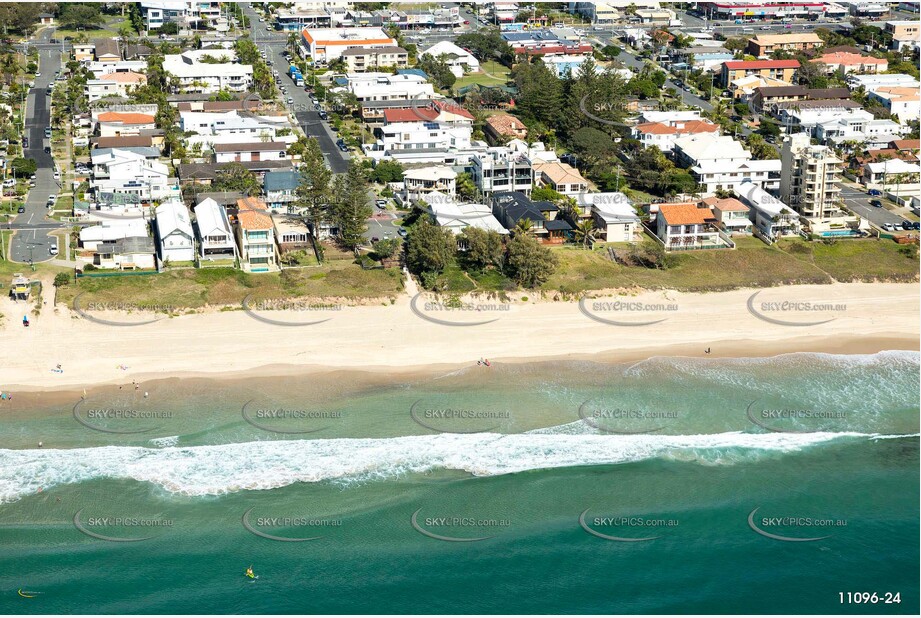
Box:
330;161;372;251
0;4;43;34
455;172;479;202
530;186;565;203
405;218;455;276
296;137;332;242
54;272;71;287
417;53;457;89
572;219;597;249
213;163;261;196
10;158;37;176
746;134;778;160
372;237;400;261
59;4;103;31
460;227;504;270
369;160;404;184
758;120;782;139
570;127;617;164
506;233;557;288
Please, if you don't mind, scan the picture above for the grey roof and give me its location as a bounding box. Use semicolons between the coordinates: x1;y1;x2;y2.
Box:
493;191;547;224
100;236;155;253
93;38;121;59
195;191;246;206
544;219;573;231
263;170;300;192
178;161;293;181
776;99;861;110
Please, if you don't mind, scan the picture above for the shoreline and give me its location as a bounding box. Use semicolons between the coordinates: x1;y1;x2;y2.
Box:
1;282;918;392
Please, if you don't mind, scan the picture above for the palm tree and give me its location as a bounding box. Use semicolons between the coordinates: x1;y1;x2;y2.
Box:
573;219;597;249
513;218;533;237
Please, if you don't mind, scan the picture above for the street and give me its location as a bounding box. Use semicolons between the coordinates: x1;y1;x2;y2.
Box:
241;2;350;174
10;26;62;265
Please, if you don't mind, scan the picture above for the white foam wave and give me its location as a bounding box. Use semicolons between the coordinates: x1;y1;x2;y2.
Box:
149;436;179;448
0;429;880;503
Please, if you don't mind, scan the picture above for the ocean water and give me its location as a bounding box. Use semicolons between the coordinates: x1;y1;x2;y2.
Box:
0;352;918;614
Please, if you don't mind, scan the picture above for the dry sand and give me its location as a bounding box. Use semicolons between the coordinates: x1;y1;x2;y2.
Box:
1;281;917;391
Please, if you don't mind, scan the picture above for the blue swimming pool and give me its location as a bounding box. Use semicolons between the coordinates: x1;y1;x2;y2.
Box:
820;230;862;237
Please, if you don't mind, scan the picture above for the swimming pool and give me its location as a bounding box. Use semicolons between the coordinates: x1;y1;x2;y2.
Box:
820;230;862;237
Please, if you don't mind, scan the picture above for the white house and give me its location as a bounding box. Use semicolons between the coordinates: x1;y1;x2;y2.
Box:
421;192;508;236
737;181;802;242
631;118;720;154
403;166;458;202
79;219;150;251
578;193;640;242
345;73;435;103
471;146;534;196
421;41;480;77
655;202;732;251
85;72;147;102
94;236;157;270
91;149;174;201
673;134;752;169
691;159;782;194
363;122;473;163
163;51;254;94
155;200;195;263
193;197;237;262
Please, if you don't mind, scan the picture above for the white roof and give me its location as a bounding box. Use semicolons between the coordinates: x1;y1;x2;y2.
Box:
422;41;479;65
155;200;194;237
163;52;253;78
404;166;458;182
424;193;507;234
193;198;233;236
639;110;702;124
737;182;796;218
80;219;149;243
581;193;640;223
866;159;921;174
303;26;392;42
674;134;750;163
693;159;782;174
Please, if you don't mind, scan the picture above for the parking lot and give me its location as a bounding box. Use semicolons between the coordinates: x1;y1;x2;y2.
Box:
838;183;915;232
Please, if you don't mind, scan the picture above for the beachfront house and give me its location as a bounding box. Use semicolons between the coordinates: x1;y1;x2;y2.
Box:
235;197;279;272
736;181;802;242
193;198;237;264
654;202;734;251
154;200;196;263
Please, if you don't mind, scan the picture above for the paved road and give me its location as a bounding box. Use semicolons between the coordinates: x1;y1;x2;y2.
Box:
839;183;907;230
241;2;350;174
10;32;62;265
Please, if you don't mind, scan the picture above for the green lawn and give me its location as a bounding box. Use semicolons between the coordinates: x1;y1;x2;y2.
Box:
454;61;511;90
777;238;920;283
54;263;405;311
53;15;133;41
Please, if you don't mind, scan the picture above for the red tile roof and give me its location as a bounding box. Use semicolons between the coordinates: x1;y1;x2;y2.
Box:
97;111;155;125
383;107;437;123
660;203;717;226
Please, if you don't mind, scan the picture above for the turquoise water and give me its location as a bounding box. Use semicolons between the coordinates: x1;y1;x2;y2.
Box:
1;352;918;614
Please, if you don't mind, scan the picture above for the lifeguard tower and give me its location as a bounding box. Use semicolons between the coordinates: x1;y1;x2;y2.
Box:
9;273;31;301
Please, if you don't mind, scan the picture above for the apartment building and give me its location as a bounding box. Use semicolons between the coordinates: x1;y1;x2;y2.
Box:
720;59;799;87
301;27;398;63
780;133;843;219
746;33;823;58
340;46;408;72
162;51;254;94
363;121;473;163
811;51;888;75
885;20;921;51
472;147;534;196
85;72;147;102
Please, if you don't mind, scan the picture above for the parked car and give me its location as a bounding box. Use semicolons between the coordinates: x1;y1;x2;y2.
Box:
17;206;25;213
44;127;52;138
21;137;28;148
49;243;58;255
398;228;408;238
318;110;328;120
286;97;294;105
883;222;896;232
870;199;882;207
900;220;913;230
868;189;882;196
375;199;387;209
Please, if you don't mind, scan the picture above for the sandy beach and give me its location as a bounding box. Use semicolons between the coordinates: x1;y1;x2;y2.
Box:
1;281;918;391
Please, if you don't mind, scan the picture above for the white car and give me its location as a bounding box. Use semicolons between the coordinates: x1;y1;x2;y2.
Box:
34;71;40;77
286;97;294;105
53;171;61;180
